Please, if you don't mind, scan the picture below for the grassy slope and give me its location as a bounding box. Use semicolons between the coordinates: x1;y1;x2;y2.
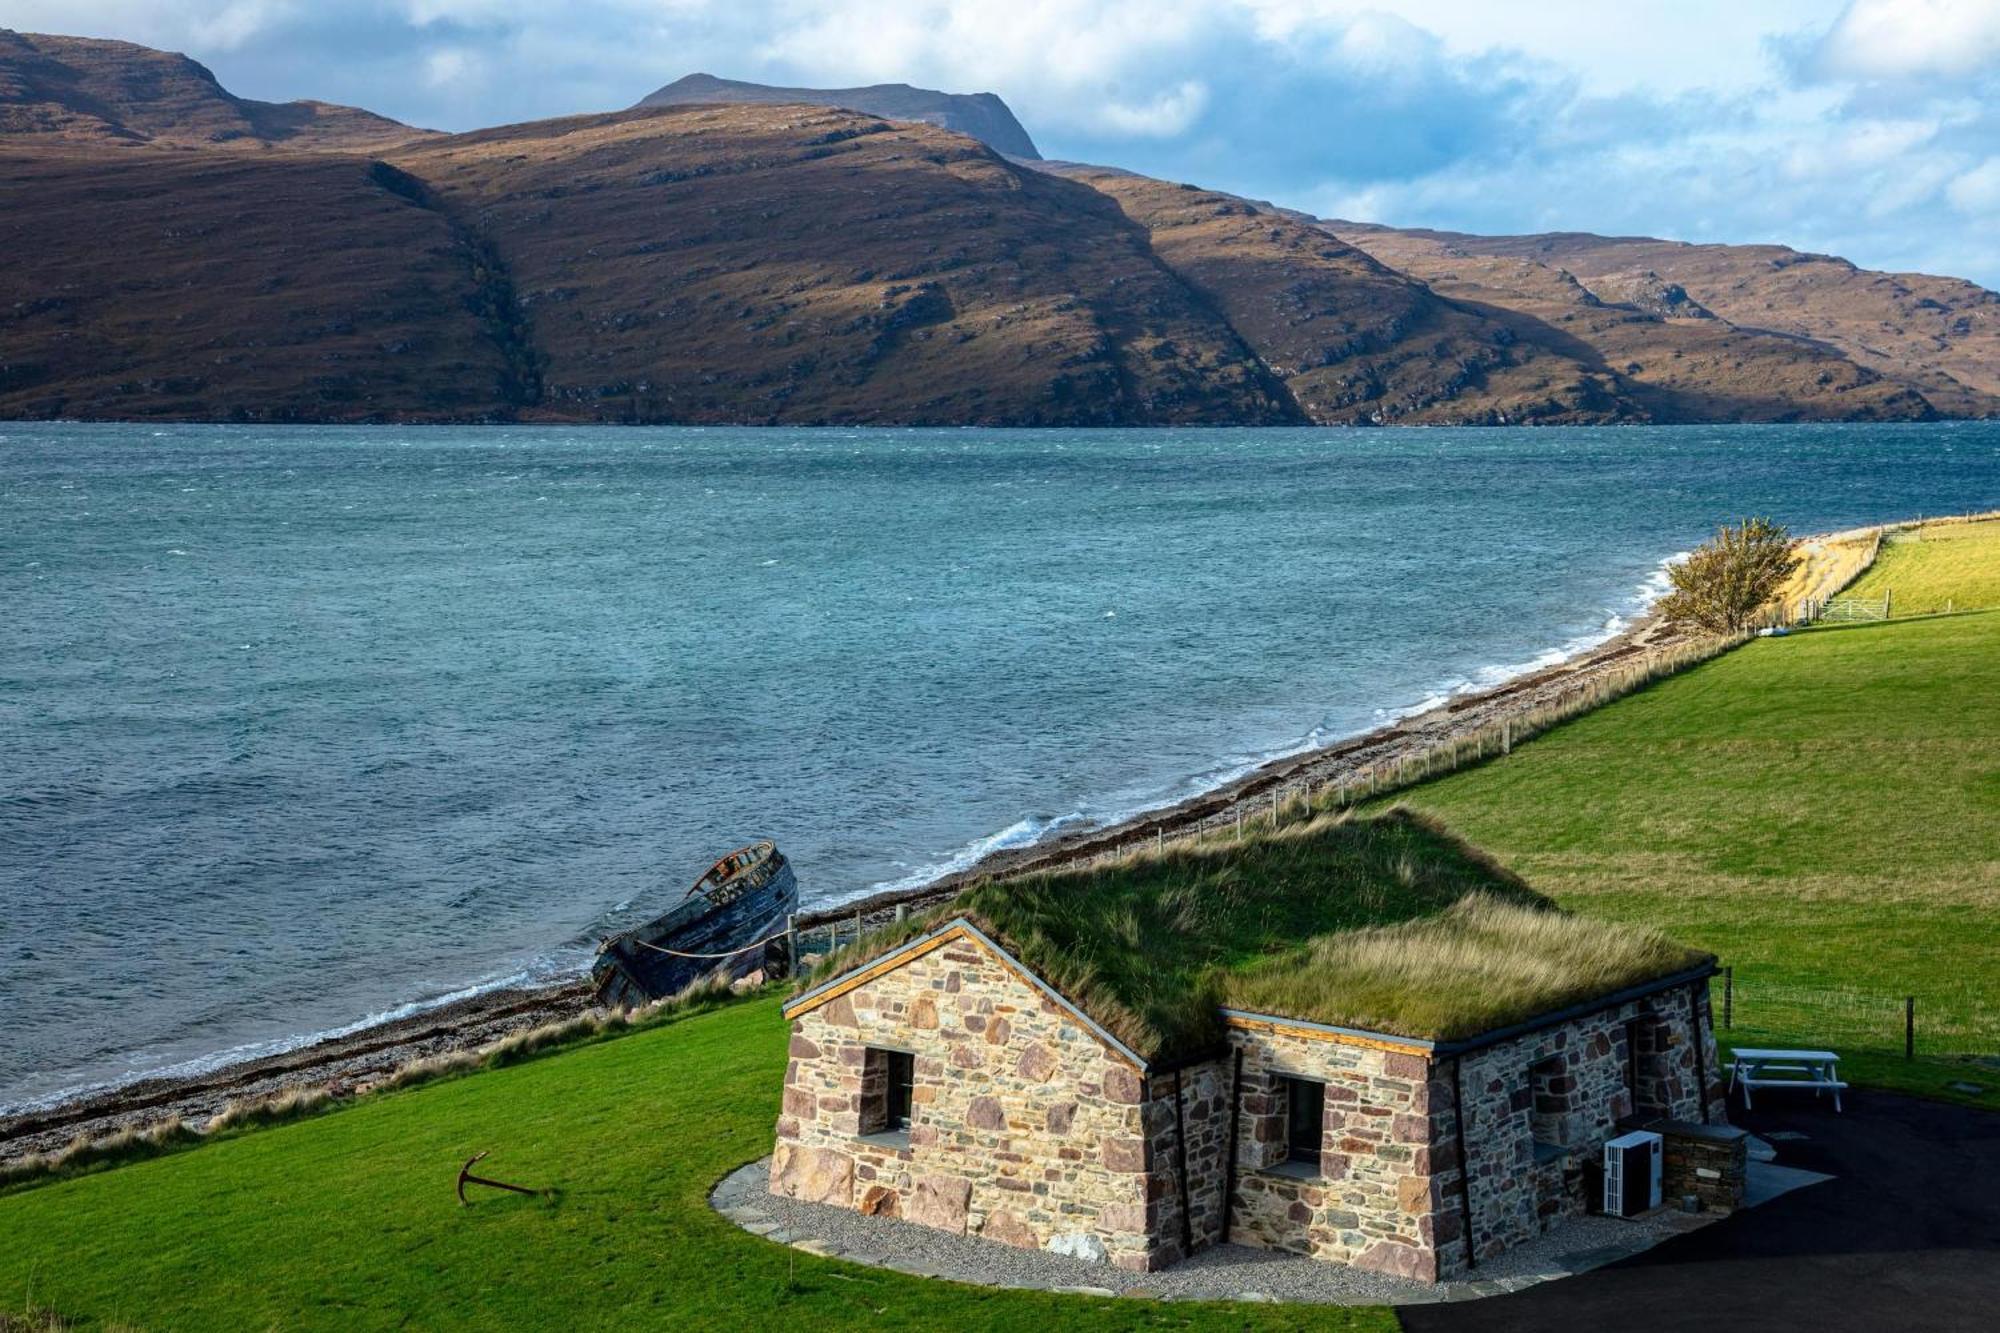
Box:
0;998;1389;1332
1845;520;2000;613
1372;530;2000;1102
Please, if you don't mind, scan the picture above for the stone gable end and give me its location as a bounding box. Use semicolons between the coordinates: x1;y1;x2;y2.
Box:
774;931;1160;1269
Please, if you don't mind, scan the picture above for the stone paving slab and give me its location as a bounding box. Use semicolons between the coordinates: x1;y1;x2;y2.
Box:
708;1156;1761;1306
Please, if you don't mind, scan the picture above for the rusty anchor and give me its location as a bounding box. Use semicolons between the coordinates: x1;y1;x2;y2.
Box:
456;1150;541;1205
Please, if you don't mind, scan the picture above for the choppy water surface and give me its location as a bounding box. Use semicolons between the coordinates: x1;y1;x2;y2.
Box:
3;422;1995;1109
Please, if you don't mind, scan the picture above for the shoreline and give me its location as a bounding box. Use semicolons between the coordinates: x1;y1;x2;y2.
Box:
0;512;1938;1161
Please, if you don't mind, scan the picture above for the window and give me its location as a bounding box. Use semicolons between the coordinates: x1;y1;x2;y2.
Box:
861;1047;916;1137
885;1050;914;1131
1282;1076;1325;1167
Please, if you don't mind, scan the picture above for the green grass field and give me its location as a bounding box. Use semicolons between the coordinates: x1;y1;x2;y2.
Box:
0;997;1391;1332
1844;518;2000;614
5;519;1994;1329
1375;520;2000;1102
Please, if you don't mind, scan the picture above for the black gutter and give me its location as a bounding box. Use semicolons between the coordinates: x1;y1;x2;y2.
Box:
1451;1055;1478;1270
1430;961;1719;1059
1220;1048;1244;1245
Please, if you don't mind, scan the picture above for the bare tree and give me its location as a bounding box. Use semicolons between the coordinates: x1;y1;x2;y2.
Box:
1658;518;1801;634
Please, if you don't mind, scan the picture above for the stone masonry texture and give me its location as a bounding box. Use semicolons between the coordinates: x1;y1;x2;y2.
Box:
776;937;1725;1285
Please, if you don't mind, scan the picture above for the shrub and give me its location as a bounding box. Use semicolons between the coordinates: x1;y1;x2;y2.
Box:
1658;517;1801;633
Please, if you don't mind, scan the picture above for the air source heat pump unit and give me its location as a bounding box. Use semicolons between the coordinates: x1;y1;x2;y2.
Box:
1603;1130;1664;1218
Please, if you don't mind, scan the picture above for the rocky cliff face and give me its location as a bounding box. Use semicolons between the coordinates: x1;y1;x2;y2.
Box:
638;73;1041;159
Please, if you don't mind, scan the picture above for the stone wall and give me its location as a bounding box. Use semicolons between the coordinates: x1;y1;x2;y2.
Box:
1653;1120;1748;1212
778;941;1722;1285
1429;977;1725;1276
772;932;1160;1269
1221;1022;1443;1282
1140;1057;1232;1268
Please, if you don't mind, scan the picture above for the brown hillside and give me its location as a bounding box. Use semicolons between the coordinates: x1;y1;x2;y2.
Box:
0;29;428;151
382;105;1300;425
1047;165;1642;425
1332;223;1996;417
0;146;512;421
1325;225;1939;422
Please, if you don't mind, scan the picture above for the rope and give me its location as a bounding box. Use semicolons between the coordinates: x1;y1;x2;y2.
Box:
628;926;797;961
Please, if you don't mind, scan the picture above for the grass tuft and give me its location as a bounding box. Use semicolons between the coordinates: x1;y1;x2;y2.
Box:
1225;892;1704;1041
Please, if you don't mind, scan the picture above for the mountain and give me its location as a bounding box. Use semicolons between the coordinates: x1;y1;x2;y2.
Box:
0;29;428;151
637;73;1040;159
1043;165;1639;424
1326;223;1998;418
0;102;1294;424
0;31;1989;426
376;104;1288;424
0;147;515;420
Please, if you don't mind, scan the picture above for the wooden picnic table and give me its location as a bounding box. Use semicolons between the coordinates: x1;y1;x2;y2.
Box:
1729;1047;1846;1111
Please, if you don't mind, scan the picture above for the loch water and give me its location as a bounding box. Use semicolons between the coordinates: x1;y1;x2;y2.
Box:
3;422;1996;1109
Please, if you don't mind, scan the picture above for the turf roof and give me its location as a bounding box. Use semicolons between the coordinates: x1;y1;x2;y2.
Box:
804;809;1708;1064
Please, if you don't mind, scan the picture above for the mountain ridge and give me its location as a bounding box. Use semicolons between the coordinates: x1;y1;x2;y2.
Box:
0;30;1991;426
0;29;429;151
637;72;1040;159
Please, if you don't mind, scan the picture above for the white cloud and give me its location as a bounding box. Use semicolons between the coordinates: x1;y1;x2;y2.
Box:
1947;156;2000;212
1811;0;2000;81
423;46;478;89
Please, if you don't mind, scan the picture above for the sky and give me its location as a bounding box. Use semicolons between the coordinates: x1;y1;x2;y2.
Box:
9;0;2000;287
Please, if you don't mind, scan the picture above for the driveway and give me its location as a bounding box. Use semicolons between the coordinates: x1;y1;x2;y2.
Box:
1399;1090;2000;1333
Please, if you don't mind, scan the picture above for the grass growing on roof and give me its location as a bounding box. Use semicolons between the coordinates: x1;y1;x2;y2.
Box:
808;809;1702;1059
1226;893;1704;1042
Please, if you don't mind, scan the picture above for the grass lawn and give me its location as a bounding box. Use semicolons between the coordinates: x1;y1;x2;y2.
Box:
0;997;1393;1332
1844;517;2000;614
1372;538;2000;1103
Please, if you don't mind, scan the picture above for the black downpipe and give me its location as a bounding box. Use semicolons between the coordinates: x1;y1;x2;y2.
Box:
1451;1056;1478;1270
1172;1068;1194;1256
1221;1048;1244;1244
1688;984;1711;1124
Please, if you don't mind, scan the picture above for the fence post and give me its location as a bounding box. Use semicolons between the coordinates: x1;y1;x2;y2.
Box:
785;913;798;976
1723;966;1733;1030
1905;996;1915;1060
1236;809;1243;839
1271;790;1278;827
1156;827;1163;856
1502;719;1511;755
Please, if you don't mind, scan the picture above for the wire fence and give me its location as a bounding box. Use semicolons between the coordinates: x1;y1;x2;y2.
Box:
1721;969;2000;1061
1811;594;1891;623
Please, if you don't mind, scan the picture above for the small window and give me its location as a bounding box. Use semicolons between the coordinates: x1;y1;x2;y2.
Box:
1282;1076;1325;1167
862;1047;916;1136
884;1050;915;1130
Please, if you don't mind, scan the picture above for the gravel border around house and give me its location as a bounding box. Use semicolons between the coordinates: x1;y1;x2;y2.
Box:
709;1157;1761;1305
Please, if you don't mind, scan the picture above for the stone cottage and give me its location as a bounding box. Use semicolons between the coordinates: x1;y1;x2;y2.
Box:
770;811;1730;1282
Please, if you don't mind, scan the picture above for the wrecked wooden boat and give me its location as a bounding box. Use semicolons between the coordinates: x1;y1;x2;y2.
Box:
591;840;799;1007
